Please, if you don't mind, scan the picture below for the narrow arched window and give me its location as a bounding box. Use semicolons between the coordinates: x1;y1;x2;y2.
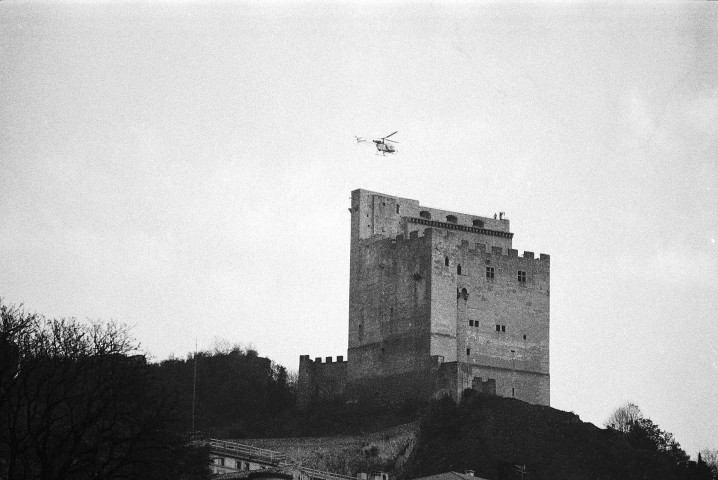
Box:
444;256;449;267
446;215;457;224
457;264;462;275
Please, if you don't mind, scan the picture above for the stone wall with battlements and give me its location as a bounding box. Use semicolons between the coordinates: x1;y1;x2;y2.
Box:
429;229;550;405
298;189;550;408
297;355;347;408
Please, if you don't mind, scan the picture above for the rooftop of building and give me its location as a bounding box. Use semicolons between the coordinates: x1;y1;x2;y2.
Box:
352;188;511;234
410;471;491;480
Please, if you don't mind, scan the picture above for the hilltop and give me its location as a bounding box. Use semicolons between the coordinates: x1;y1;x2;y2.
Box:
221;389;712;480
404;391;711;480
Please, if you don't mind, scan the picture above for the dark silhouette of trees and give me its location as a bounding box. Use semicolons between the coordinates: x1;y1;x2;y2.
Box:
405;392;712;480
0;301;209;480
151;343;297;438
605;402;712;479
699;449;718;478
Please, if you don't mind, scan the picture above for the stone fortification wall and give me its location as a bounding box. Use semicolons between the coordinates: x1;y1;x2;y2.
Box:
429;229;550;405
348;230;433;386
297;355;347;408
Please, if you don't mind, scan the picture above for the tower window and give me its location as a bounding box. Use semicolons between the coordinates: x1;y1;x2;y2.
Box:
420;210;431;219
445;256;450;267
502;325;506;332
486;266;495;279
512;387;515;397
518;271;526;283
457;264;462;275
396;204;400;214
523;334;527;340
446;215;458;224
472;219;484;228
466;347;471;356
469;320;474;327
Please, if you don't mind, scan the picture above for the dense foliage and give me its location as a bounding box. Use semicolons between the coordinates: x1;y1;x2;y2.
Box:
405;391;713;480
151;344;296;438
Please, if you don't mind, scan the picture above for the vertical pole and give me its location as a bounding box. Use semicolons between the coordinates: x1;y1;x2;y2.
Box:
192;339;197;434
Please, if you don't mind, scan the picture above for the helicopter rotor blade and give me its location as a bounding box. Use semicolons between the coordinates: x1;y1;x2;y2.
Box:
385;139;399;143
384;131;398;139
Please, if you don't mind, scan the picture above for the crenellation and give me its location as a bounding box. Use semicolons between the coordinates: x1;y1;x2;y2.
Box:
523;251;534;259
508;249;518;257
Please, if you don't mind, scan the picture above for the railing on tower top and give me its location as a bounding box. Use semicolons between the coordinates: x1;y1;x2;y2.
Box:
406;217;513;238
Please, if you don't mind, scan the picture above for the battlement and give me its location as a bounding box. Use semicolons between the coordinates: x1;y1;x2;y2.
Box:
297;354;348;408
300;354;347;364
432;231;549;262
391;228;433;243
459;240;549;262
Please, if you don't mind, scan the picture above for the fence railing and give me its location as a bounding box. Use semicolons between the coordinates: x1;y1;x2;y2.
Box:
300;466;355;480
208;439;356;480
209;439;287;464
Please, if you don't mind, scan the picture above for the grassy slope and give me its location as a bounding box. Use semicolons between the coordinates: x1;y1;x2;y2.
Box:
240;422;420;476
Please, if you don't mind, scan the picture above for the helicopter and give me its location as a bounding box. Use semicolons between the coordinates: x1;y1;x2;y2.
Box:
372;131;398;155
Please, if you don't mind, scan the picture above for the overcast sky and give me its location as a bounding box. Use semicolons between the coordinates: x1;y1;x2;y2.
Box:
1;1;716;456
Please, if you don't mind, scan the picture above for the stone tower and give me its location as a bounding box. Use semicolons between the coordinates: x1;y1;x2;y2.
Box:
298;189;550;407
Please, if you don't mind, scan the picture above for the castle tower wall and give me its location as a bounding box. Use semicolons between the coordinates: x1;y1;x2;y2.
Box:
429;231;550;404
299;189;550;407
346;228;435;402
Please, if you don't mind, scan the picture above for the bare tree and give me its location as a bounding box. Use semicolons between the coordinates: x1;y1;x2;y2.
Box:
605;402;643;433
700;449;718;477
0;300;208;480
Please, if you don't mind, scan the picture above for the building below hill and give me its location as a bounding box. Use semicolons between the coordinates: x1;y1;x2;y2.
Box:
411;471;490;480
298;189;550;407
